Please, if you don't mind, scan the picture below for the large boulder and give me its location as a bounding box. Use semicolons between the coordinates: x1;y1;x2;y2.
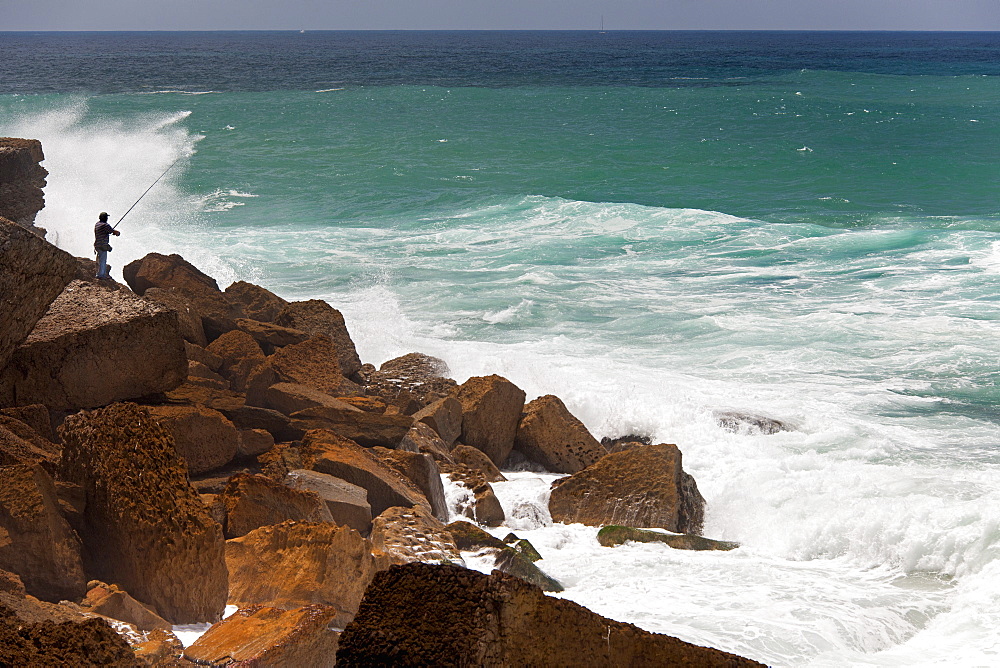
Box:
411;395;463;446
123;253;244;341
256;382;358;417
290;404;413;449
284;469;372;535
364;353;458;407
206;329;266;393
218;472;333;538
371;447;448;522
548;443;705;535
147;404;239;475
450;444;506;483
454;375;525;466
400;421;455;464
185;604;340;667
234;318;309;353
224;281;289;323
336;564;765;667
370;505;463;566
302;429;431;518
0;138;47;229
226;521;381;626
0;215;77;371
246;335;362;404
143;286;208;347
57;403;228;623
514;394;606;474
0;605;140;667
0;464;86;602
275;300;362;378
0;280;187;411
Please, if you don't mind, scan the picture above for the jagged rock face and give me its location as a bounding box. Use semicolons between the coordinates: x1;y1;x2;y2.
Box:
369;505;463;566
206;329;266;393
0;216;78;373
0;280;187;411
291;405;413;449
224;281;289;323
218;473;333;539
336;563;765;667
57;403;228;624
301;429;430;518
185;604;340;667
0;605;140;667
0;415;60;469
411;395;463;446
246;335;362;404
455;375;526;466
0;138;47;229
371;448;448;522
0;464;86;602
284;469;372;535
147;404;239;475
364;353;458;407
514;394;607;474
226;521;381;627
548;443;705;535
275;300;362;378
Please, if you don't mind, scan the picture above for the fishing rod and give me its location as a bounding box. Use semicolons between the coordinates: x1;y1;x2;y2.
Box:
112;156;183;229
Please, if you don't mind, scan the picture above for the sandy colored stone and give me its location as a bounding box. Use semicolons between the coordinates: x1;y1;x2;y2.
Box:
514;394;606;474
219;472;333;538
234;317;309;353
275;299;362;378
246;335;362;406
455;374;526;466
451;444;507;483
224;280;289;323
58;403;228;624
364;353;458;407
370;505;463;566
399;421;455;464
0;138;47;229
147;404;239;475
0;415;60;469
285;469;372;535
80;581;172;633
184;341;222;371
291;404;413;449
371;447;448;521
237;428;274;458
0;404;56;443
226;521;380;626
0;464;86;602
206;329;266;393
257;381;360;416
144;286;208;347
0;280;187;411
548;443;705;535
411;395;463;447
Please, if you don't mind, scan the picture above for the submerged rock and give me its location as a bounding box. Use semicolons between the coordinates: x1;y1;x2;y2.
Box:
715;410;789;435
597;525;740;551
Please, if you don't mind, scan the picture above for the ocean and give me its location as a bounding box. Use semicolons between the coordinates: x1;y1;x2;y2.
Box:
2;30;999;665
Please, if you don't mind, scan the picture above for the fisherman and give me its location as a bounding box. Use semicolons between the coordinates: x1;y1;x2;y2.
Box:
94;212;120;279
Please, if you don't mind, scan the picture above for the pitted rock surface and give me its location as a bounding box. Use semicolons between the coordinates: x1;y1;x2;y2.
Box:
218;472;333;538
514;394;606;474
224;280;289;323
454;374;526;466
275;299;362;378
370;505;463;566
363;353;458;407
0;139;47;229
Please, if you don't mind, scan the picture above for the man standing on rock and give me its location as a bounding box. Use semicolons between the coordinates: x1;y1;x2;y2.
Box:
94;211;120;279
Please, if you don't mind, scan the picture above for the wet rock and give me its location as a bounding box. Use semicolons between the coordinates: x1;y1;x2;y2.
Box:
451;444;507;483
600;434;651;450
492;545;563;592
371;447;448;521
0;280;187;411
514;394;606;474
411;395;463;446
455;374;526;466
443;466;505;527
0;138;47;229
234;317;309;353
224;280;289;323
206;329;266;393
302;429;431;518
0;464;86;602
143;286;208;347
715;410;789;435
285;469;373;535
226;520;381;626
185;604;340;667
290;405;413;449
502;533;543;562
147;404;239;475
58;403;228;623
364;353;458;407
444;522;559;591
597;525;740;551
0;214;77;371
218;472;333;538
370;505;463;566
336;563;764;667
275;299;362;378
549;443;705;535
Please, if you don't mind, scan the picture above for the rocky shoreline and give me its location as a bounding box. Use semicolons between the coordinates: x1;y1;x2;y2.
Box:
0;137;764;666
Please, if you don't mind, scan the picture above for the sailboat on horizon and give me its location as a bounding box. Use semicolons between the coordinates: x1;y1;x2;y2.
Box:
599;15;606;34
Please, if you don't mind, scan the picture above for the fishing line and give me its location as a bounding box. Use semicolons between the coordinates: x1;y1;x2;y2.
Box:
112;156;183;229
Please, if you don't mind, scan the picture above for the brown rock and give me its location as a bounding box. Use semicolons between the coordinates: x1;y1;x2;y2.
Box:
365;353;458;407
291;404;413;449
455;374;526;466
399;421;455;464
275;299;362;378
370;505;462;565
0;404;56;443
0;464;86;602
0;415;60;469
235;317;309;353
548;443;705;535
80;581;172;633
514;394;606;474
143;286;208;347
371;447;448;521
0;605;140;667
0;280;187;411
58;403;228;623
257;381;360;416
444;520;507;551
147;404;239;475
206;329;266;393
412;395;463;446
185;604;340;667
0;139;47;229
184;341;222;371
224;280;289;323
451;444;507;483
0;215;77;370
226;521;380;626
247;335;362;403
237;428;274;458
337;395;389;413
303;429;430;518
336;563;764;667
284;469;372;535
220;404;290;440
163;381;245;413
187;360;228;387
218;472;333;538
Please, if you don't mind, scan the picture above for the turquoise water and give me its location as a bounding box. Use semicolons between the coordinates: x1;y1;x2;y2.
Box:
3;31;1000;665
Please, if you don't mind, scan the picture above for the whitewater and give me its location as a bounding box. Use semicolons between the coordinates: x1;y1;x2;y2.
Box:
3;30;1000;667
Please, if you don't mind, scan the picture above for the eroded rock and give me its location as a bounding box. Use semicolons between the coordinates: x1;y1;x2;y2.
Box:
224;281;289;323
455;375;526;466
284;469;373;535
147;404;239;475
370;505;463;566
218;472;333;538
275;300;362;378
514;394;606;474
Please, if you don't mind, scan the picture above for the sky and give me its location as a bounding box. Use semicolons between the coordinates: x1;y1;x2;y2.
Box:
1;0;998;31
